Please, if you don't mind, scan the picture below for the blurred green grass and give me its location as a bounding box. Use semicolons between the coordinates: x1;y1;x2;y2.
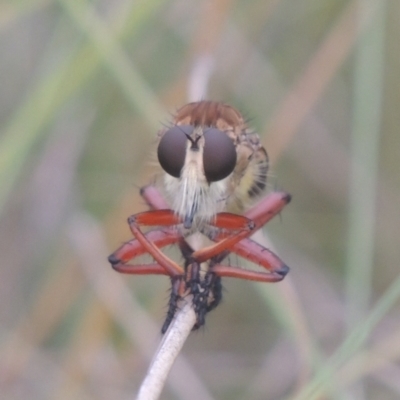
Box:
1;1;399;399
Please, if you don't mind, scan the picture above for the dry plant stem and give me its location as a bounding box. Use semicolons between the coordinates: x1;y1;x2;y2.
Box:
136;299;197;400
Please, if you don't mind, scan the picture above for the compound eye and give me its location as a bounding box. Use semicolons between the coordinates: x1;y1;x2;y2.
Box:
203;128;237;182
157;125;193;178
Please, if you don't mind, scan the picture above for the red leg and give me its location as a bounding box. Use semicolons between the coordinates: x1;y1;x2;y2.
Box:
132;209;181;227
127;213;184;276
109;229;180;264
192;226;254;263
210;191;291;242
191;190;288;263
245;191;291;229
230;238;289;276
211;264;285;282
195;191;291;273
112;263;169;275
108;209;185;277
212;213;254;230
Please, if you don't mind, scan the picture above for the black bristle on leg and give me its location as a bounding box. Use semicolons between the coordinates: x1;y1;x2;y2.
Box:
185;261;208;330
191;269;223;330
161;277;182;334
206;254;225;313
206;274;222;312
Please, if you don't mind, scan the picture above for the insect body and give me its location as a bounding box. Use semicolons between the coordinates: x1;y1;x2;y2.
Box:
108;101;290;333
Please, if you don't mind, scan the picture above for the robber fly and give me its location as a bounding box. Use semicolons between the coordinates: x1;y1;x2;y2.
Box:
108;101;291;333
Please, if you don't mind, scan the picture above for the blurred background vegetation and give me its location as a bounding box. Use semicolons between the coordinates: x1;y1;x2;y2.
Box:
0;0;399;399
